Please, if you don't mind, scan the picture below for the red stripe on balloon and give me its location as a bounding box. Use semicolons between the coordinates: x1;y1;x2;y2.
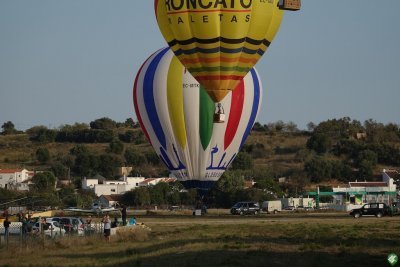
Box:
133;54;155;145
224;80;245;150
154;0;159;18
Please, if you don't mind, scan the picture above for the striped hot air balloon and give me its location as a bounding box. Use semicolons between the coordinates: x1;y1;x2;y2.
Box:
133;48;262;190
154;0;283;104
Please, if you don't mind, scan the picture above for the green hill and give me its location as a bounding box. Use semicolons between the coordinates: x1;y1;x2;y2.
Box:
1;117;399;193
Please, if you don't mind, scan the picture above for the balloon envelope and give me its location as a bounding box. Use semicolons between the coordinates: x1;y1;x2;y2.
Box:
133;48;262;189
154;0;282;103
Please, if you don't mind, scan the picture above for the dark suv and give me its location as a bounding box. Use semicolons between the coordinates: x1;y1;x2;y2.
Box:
350;203;390;218
230;202;260;215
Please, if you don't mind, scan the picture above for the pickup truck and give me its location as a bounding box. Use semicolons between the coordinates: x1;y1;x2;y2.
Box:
349;203;391;218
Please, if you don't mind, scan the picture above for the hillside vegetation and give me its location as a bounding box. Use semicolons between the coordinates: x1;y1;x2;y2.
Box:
0;117;399;208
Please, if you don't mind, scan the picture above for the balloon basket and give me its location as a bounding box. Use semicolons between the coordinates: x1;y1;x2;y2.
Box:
213;113;225;123
278;0;301;11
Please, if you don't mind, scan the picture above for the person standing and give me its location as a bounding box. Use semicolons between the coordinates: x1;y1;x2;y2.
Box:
121;205;127;226
21;216;28;236
3;217;11;240
102;215;111;242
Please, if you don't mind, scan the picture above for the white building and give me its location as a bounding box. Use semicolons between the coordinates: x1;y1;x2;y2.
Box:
94;184;137;197
280;197;315;209
82;175;146;196
0;169;30;191
138;178;177;187
332;169;397;205
82;178;99;190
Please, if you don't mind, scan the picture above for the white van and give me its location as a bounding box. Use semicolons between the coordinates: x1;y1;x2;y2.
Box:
262;200;282;214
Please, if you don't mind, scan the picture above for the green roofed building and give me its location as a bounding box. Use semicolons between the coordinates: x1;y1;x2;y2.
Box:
330;169;398;211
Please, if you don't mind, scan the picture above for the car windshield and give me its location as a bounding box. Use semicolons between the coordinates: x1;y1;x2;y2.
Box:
233;203;243;208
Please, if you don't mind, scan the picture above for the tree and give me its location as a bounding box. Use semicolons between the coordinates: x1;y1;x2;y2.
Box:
254;177;283;195
358;160;374;179
150;182;169;205
70;145;99;177
356;150;378;168
36;147;50;164
59;123;89;132
252;122;265;132
314;117;363;139
32;172;57;191
134;187;151;206
108;139;124;154
119;130;146;144
124;118;135;128
215;172;245;193
306;133;332;154
125;148;147;166
51;162;69;179
284;121;299;133
211;172;245;208
180;189;197;205
145;151;161;165
90;117;117;130
307;122;316;132
231;152;253;170
304;157;333;183
1;121;17;135
98;154;122;178
26;126;57;142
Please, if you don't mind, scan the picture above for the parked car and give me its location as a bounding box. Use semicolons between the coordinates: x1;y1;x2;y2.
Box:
349;203;391;218
54;217;85;235
46;217;61;223
230;202;260;215
31;221;65;237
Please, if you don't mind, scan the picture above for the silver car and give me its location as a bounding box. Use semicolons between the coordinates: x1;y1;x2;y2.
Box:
32;221;66;237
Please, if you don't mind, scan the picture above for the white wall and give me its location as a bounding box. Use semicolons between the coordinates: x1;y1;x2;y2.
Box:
82;179;98;190
0;169;29;190
105;181;127;185
94;184;137;196
126;177;145;186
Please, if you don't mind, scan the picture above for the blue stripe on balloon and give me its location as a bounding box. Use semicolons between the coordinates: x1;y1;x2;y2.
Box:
143;47;170;149
240;69;260;148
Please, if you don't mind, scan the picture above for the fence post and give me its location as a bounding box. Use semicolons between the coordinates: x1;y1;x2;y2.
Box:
20;224;23;246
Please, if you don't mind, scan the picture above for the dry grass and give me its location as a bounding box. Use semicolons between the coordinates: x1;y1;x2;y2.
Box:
0;213;399;266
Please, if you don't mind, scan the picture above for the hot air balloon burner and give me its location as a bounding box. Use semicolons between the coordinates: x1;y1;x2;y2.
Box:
213;103;225;123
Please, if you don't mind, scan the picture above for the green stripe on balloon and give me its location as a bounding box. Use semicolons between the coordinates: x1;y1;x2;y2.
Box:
199;86;214;150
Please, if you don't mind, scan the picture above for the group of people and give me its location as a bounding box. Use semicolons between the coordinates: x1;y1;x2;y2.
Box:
2;210;36;241
101;205;137;241
2;205;138;242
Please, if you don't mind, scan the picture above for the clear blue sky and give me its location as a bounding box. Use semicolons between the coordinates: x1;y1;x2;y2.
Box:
1;1;399;130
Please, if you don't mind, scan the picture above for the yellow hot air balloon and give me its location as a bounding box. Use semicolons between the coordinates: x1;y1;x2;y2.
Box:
154;0;284;103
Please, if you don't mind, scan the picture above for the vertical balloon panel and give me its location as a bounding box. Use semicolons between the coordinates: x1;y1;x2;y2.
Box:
133;48;262;190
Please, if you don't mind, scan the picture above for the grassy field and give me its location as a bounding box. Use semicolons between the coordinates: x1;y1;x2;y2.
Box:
0;212;399;266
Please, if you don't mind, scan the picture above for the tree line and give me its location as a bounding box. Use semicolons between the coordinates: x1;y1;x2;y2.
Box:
1;116;400;207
